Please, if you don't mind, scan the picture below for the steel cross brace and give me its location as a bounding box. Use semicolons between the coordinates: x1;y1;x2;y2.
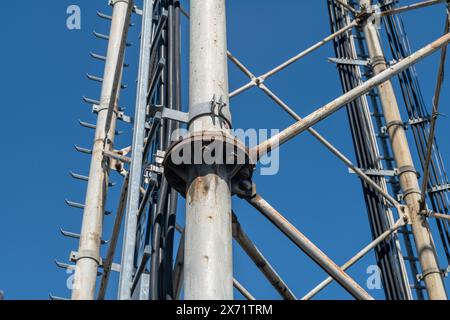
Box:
226;48;402;210
302;217;407;299
251;33;450;167
245;191;375;300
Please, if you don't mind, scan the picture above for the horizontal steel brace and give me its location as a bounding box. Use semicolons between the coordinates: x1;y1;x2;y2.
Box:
148;105;189;123
92;104;133;124
348;167;398;177
328;57;371;66
428;183;450;194
408;116;431;126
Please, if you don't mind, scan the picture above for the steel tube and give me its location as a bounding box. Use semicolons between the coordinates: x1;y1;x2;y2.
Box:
118;0;154;300
429;212;450;222
251;32;450;160
360;0;447;299
150;179;169;300
420;11;449;201
258;83;400;208
381;0;447;17
184;0;234;300
233;279;256;301
247;194;374;300
172;231;185;300
335;0;358;14
232;214;297;300
98;174;129;300
302;218;405;300
71;0;133;300
261;21;358;80
229;21;357;98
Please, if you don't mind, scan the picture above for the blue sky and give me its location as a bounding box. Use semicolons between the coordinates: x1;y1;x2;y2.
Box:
0;0;449;300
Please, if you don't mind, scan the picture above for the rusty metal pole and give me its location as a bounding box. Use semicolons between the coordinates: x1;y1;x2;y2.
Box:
71;0;133;300
184;0;234;300
360;0;447;300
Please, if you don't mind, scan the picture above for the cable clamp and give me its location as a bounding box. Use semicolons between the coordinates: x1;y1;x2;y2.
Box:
71;250;101;265
370;55;387;69
398;165;420;178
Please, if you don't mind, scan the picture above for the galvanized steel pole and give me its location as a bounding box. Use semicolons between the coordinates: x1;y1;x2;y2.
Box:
360;0;447;300
118;0;154;300
71;0;133;300
184;0;234;300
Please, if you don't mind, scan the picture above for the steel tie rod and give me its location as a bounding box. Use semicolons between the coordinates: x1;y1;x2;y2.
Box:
233;279;256;301
230;20;358;98
335;0;358;14
246;193;374;300
427;211;450;222
97;174;130;300
420;8;449;203
302;218;406;300
251;32;450;161
232;213;297;300
380;0;449;17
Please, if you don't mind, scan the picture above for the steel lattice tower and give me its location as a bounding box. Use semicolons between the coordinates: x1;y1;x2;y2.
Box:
55;0;450;300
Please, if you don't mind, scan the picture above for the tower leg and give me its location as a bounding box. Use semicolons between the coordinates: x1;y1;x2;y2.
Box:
359;0;447;300
72;0;133;300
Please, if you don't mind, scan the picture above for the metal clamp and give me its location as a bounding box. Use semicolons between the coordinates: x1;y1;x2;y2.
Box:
92;104;133;124
355;4;377;25
188;95;232;128
383;120;407;134
398;165;420;178
417;267;446;282
72;249;101;265
401;187;422;201
110;0;131;6
144;151;166;184
370;55;387;69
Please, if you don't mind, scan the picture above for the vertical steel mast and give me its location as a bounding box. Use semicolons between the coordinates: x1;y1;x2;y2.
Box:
359;0;447;299
183;0;234;300
72;0;134;300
